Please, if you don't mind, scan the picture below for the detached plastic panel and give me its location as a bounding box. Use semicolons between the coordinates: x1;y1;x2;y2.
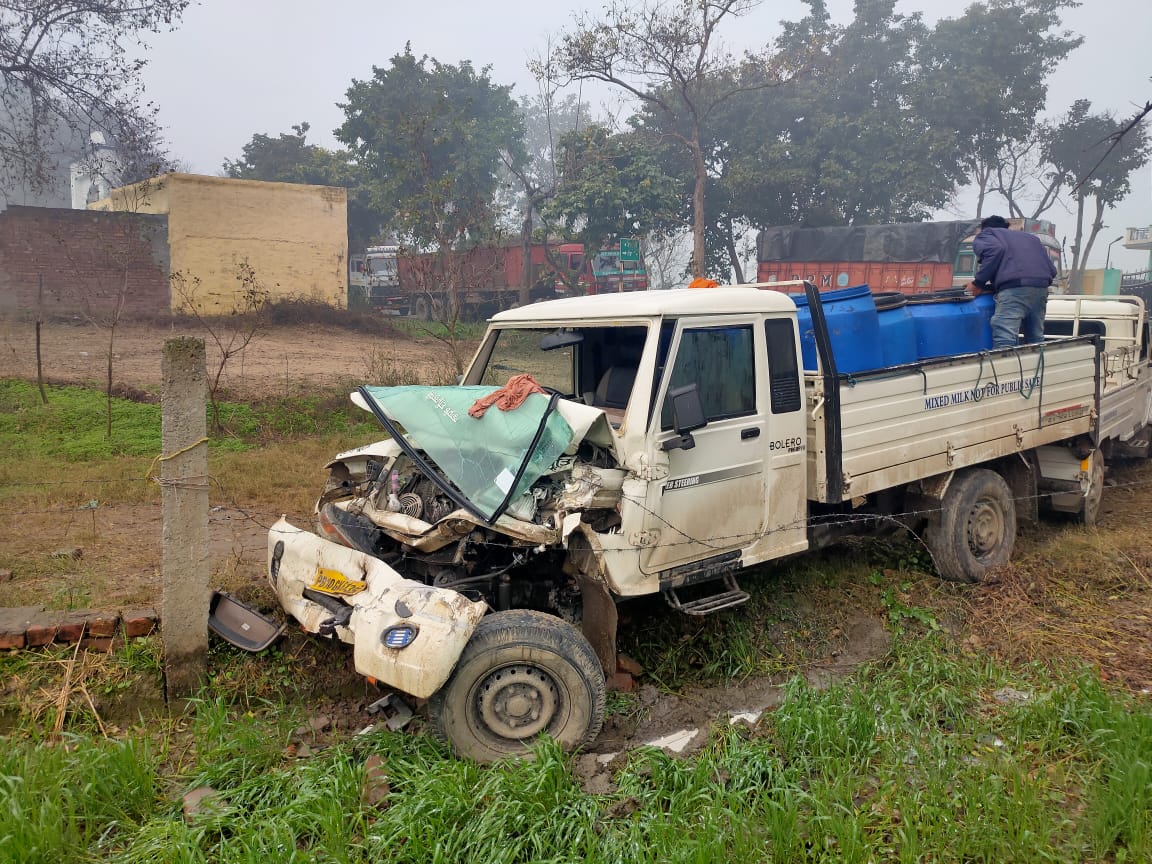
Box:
208;591;286;652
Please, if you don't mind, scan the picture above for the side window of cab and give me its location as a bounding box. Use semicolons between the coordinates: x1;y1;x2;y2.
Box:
660;325;756;429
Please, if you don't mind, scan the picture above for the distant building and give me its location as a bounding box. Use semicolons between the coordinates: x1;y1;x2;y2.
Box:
69;132;123;210
91;173;349;313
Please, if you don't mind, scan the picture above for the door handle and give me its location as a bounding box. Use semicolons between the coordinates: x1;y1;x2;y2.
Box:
740;427;760;440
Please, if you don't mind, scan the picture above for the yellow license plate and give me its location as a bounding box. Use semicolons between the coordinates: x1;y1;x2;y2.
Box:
309;567;367;597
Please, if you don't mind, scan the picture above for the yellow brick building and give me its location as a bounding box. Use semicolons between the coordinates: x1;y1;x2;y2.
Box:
91;173;348;313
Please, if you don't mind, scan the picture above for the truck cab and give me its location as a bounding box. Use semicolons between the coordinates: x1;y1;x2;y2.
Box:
953;218;1064;289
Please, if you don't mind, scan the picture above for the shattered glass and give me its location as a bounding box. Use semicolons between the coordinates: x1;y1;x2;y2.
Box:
359;385;575;522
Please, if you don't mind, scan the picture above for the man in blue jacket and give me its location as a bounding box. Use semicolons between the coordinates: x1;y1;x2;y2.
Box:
967;215;1058;348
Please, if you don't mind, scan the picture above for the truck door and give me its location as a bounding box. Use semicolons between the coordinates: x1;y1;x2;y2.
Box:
640;317;768;574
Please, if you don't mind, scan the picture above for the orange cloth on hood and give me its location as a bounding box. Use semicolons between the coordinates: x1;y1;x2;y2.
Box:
688;277;720;289
468;374;548;418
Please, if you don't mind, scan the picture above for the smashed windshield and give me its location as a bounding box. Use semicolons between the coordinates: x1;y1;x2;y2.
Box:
358;384;574;523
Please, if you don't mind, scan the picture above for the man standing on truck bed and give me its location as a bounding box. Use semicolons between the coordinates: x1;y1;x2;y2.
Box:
968;214;1058;348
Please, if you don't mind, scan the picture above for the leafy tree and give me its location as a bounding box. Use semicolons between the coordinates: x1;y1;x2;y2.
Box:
223;123;384;251
337;48;526;315
671;0;970;280
1042;99;1150;289
544;124;680;273
913;0;1082;216
0;0;188;199
546;0;785;280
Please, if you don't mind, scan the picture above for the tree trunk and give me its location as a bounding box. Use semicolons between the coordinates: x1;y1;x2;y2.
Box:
35;274;48;405
1078;197;1106;279
723;219;745;284
519;209;533;307
1068;193;1086;293
689;137;707;280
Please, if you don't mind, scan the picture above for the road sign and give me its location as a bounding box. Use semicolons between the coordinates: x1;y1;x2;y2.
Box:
619;238;639;262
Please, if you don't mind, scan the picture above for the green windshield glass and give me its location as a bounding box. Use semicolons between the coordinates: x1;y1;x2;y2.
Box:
360;385;574;522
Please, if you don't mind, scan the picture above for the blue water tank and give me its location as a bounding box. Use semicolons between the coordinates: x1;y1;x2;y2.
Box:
873;291;918;367
906;289;983;359
788;285;884;373
972;293;995;350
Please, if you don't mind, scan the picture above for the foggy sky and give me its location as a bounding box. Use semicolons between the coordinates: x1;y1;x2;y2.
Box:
141;0;1150;269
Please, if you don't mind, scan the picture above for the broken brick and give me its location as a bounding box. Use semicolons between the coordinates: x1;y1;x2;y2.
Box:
87;612;120;638
55;611;102;643
606;672;636;693
121;607;158;638
25;613;62;647
0;607;41;650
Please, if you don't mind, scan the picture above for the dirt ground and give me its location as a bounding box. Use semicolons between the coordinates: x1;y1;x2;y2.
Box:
2;315;1149;772
0;315;457;398
0;315;459;609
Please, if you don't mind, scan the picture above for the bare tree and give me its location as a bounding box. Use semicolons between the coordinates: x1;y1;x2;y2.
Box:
544;0;787;279
0;0;187;197
170;262;269;434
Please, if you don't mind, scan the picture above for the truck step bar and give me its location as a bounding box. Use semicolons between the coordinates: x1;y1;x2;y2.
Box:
662;574;751;616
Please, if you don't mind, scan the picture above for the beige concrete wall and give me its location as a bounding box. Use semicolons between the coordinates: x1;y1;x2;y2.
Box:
94;174;348;313
89;176;172;215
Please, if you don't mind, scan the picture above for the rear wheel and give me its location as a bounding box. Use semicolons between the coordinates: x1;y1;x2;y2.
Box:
429;610;605;762
925;468;1016;583
1077;452;1105;526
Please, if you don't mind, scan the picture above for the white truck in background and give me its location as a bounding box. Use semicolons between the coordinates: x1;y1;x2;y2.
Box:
263;281;1122;761
348;245;401;310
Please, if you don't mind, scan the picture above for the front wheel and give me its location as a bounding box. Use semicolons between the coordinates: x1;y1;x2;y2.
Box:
429;610;606;762
925;468;1016;583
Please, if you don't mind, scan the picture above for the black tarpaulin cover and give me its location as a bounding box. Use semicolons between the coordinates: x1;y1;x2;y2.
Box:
757;221;979;264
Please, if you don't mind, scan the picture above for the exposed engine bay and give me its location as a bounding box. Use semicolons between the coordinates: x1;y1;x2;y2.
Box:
313;422;625;618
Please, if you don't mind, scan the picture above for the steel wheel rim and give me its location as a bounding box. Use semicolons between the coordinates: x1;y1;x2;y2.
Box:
471;663;562;744
968;497;1005;558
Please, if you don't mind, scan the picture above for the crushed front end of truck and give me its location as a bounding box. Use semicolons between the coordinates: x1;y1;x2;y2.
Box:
265;380;622;756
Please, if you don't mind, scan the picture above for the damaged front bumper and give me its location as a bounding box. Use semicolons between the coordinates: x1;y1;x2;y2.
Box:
268;517;488;698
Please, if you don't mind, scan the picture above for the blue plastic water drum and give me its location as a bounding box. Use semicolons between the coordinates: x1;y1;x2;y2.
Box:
788;285;884;373
973;293;995;350
906;289;983;359
872;291;918;367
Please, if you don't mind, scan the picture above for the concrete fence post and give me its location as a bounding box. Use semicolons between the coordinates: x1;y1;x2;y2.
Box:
161;337;209;700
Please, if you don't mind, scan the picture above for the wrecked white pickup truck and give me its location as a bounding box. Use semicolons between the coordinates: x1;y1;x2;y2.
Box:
265;281;1105;761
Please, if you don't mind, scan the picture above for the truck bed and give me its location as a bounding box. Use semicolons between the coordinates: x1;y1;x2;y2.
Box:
805;338;1099;503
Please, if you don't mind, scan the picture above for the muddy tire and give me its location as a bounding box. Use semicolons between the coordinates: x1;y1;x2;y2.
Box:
1077;452;1105;526
429;610;605;763
925;468;1016;584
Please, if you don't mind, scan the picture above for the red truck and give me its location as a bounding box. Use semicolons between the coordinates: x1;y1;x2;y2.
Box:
357;241;648;319
757;219;1063;294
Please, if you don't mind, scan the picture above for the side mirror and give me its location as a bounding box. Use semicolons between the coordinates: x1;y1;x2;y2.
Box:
662;384;706;451
540;328;584;351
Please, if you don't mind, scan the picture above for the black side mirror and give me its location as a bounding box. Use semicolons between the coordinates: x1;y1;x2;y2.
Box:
662;383;706;451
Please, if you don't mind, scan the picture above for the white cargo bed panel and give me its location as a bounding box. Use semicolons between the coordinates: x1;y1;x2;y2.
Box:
806;339;1098;502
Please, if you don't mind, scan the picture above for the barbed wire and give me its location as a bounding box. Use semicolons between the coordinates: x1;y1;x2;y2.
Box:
1;463;1151;562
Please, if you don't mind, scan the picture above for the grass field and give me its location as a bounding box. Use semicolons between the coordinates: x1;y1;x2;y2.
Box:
0;371;1150;862
1;637;1149;863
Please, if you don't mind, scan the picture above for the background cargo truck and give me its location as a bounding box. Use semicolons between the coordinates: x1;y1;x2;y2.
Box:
757;219;1064;294
349;241;649;319
265;281;1105;761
